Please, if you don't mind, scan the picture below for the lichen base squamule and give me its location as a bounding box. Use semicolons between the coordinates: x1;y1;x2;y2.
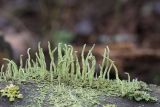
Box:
0;84;23;101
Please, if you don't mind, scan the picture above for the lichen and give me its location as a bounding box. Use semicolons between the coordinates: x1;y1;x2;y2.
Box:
103;104;116;107
0;42;158;106
0;83;23;101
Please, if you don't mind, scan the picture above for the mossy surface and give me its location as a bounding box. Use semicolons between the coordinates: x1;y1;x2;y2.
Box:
1;82;160;107
0;42;158;106
0;82;111;107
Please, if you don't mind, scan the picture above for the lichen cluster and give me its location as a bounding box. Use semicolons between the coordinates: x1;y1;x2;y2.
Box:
0;42;158;106
0;84;23;101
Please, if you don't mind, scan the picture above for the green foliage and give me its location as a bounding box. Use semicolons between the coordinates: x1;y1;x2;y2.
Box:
0;84;23;101
0;42;158;103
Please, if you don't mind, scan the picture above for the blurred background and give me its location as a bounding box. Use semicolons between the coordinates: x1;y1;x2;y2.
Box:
0;0;160;84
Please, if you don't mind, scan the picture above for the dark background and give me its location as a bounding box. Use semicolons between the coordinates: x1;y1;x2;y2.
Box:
0;0;160;84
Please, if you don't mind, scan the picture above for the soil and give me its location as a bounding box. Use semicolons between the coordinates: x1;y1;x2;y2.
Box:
0;82;160;107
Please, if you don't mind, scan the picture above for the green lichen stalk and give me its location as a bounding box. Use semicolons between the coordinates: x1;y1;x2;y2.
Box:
0;42;158;106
